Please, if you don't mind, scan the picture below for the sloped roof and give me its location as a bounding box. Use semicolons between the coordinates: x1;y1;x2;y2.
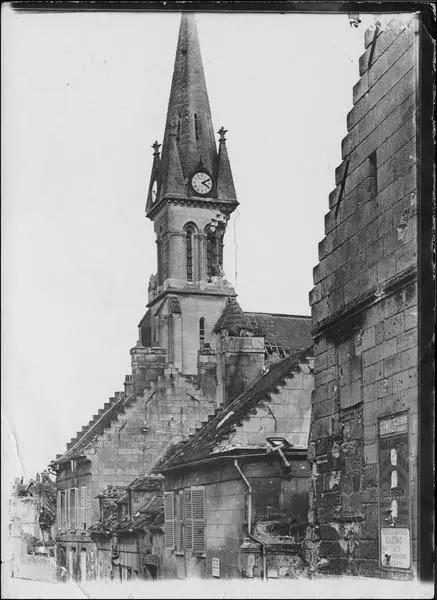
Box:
154;348;312;471
244;312;312;353
127;474;164;492
52;392;136;466
89;494;164;536
213;297;253;335
120;495;164;533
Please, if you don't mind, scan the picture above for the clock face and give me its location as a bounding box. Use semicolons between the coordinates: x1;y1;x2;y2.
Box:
191;171;212;195
151;180;158;203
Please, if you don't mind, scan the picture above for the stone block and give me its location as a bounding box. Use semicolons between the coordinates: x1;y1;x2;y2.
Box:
383;353;402;377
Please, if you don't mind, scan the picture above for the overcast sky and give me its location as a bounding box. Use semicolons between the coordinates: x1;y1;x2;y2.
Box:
2;6;380;481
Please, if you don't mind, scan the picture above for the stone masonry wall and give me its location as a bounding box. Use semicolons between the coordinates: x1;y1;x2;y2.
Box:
308;16;419;579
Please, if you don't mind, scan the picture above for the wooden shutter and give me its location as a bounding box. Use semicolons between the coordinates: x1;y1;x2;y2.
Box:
74;488;79;530
80;487;87;530
191;487;205;554
66;491;69;530
163;492;175;549
57;491;62;531
184;489;193;550
178;491;184;551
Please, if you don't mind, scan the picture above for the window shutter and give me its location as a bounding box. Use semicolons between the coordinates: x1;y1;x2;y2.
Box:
174;493;180;551
163;492;175;549
191;487;205;554
80;486;87;530
185;489;193;550
74;488;79;530
178;491;184;551
57;491;62;531
66;489;70;530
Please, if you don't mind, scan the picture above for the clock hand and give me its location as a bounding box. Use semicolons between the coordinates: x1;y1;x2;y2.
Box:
201;178;211;187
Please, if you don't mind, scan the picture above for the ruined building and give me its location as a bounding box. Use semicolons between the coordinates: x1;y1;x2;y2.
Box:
51;13;313;581
307;14;433;580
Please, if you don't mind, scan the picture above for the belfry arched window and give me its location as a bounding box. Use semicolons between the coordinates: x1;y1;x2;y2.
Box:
199;317;205;348
206;226;225;280
185;225;195;282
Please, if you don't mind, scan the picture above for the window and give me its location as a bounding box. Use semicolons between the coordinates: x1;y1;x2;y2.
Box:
199;318;205;348
186;227;193;281
206;227;224;279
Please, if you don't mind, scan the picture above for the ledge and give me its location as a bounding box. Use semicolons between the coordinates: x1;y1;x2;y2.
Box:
312;265;417;339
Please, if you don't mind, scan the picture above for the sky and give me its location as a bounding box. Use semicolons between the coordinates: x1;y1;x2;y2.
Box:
2;6;379;482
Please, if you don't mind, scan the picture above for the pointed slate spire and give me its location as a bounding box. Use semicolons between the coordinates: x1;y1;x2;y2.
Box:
215;127;237;201
146;141;162;213
160;12;217;182
160;122;185;199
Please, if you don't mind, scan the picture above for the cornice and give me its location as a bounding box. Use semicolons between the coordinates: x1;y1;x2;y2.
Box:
146;196;239;220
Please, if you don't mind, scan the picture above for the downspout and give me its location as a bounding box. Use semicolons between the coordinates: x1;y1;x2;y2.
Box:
234;459;267;581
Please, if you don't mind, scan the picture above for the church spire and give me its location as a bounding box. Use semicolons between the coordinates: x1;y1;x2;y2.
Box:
160;12;217;182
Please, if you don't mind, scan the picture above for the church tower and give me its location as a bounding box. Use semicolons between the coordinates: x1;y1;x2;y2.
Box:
145;13;239;374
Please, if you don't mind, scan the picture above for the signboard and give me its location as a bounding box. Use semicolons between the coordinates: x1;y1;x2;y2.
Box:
378;412;411;570
212;557;220;577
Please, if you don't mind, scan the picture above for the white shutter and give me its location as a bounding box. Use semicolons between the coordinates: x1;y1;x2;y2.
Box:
163;492;175;549
57;491;62;531
185;489;193;550
191;487;205;554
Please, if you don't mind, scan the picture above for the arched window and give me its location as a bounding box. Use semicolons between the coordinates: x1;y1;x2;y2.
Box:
206;226;225;280
185;226;194;281
199;317;205;348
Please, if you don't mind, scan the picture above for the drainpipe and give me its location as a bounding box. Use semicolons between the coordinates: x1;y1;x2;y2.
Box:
234;459;267;581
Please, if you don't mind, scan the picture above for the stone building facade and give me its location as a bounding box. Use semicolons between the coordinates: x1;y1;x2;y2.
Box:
51;12;313;582
307;15;425;580
154;350;314;580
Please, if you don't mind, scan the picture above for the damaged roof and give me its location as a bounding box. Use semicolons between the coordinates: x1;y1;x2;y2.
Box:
127;474;164;492
119;495;164;533
89;494;164;537
154;348;312;471
213;298;312;354
52;392;136;466
213;297;254;335
244;312;312;354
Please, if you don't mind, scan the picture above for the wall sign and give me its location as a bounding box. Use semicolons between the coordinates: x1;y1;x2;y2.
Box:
378;412;411;570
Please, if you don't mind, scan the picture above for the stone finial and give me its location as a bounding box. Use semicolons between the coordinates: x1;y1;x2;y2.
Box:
218;127;227;142
152;141;161;155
